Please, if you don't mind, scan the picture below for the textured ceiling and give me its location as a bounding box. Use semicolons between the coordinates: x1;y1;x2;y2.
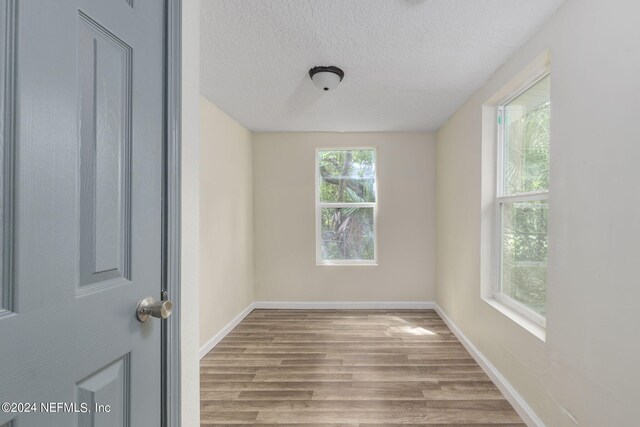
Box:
201;0;564;132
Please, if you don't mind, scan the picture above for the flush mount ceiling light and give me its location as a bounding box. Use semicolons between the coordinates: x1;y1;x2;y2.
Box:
309;66;344;91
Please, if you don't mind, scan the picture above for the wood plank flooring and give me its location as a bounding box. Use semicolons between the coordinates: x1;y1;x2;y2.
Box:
200;309;524;426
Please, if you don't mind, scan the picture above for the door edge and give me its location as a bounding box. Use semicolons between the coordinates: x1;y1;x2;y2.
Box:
162;0;182;425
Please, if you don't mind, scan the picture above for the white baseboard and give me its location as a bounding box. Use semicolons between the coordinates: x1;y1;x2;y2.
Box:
253;301;436;310
434;304;544;427
199;302;256;359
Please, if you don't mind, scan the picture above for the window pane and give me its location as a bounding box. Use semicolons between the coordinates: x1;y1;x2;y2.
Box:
500;200;548;315
318;149;376;203
321;207;374;261
503;75;550;195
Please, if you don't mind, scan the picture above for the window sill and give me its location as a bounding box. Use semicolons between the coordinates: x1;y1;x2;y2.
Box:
316;262;378;267
482;297;546;341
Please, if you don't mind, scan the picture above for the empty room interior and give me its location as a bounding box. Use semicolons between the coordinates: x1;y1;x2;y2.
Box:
197;0;639;425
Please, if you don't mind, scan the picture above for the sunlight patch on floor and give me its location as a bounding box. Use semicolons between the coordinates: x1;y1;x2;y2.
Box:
388;325;437;336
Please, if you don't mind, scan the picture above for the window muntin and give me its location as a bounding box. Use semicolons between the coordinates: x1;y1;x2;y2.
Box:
497;74;550;321
316;149;377;264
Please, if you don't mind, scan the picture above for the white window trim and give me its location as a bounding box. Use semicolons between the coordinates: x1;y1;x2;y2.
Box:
315;147;378;266
494;70;550;329
480;50;551;339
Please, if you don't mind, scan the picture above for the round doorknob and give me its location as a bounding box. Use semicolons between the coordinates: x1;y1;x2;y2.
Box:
136;297;173;322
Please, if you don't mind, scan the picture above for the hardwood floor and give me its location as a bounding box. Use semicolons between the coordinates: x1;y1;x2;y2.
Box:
200;309;525;426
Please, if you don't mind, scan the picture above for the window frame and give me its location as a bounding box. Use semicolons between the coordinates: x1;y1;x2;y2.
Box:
494;71;550;328
315;147;378;266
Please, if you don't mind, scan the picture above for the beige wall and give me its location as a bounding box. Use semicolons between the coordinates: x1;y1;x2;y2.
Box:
436;0;640;425
253;132;436;302
199;96;254;348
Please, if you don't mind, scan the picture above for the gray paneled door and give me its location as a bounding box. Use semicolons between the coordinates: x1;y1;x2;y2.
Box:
0;0;165;425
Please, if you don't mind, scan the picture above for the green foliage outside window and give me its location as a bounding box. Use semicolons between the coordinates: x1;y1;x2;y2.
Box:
501;201;548;315
318;149;376;261
500;75;550;316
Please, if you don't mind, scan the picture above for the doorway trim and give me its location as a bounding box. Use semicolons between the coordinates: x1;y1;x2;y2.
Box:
163;0;182;425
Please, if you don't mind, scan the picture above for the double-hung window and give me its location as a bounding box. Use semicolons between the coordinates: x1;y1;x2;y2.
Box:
316;148;377;265
496;74;550;325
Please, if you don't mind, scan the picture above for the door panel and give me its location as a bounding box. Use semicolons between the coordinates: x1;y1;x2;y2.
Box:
0;0;165;426
78;11;132;290
76;354;130;427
